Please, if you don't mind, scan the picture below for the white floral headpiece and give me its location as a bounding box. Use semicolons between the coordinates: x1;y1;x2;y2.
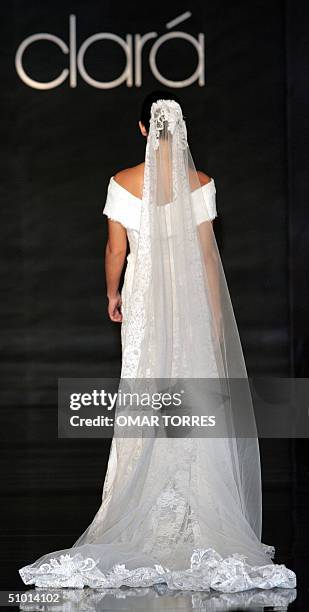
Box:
149;99;187;150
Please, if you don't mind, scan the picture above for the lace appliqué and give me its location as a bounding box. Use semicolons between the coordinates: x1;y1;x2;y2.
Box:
149;99;188;151
19;554;103;589
19;547;296;591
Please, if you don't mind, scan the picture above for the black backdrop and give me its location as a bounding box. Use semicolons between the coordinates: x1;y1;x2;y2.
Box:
1;0;308;600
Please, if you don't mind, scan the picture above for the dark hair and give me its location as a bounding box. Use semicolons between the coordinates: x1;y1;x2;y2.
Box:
140;90;182;132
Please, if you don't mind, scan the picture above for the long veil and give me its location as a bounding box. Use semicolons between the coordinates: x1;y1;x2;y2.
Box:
19;100;296;591
120;98;262;539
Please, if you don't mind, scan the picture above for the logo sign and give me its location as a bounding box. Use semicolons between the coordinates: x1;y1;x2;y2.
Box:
15;12;205;89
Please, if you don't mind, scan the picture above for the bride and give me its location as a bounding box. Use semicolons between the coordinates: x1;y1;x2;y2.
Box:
19;92;296;592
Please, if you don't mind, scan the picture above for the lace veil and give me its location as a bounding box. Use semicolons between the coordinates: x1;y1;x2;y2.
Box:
119;99;262;541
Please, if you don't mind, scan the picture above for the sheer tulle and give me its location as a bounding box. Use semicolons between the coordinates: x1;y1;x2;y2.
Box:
19;100;296;591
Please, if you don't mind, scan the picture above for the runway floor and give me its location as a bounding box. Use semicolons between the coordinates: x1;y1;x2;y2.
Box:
16;584;298;611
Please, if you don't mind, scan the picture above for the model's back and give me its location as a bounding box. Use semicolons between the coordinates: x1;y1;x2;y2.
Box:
113;163;212;200
113;163;145;200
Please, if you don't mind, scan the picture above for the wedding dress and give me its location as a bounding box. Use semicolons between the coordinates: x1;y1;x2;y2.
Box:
19;100;296;592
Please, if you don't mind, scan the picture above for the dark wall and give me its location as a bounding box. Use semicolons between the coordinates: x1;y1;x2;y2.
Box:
1;0;308;592
3;0;293;398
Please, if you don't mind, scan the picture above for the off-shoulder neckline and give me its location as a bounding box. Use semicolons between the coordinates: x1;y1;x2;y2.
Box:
110;176;214;203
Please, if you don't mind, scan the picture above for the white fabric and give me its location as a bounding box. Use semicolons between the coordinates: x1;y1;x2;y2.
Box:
103;175;217;231
19;100;296;593
103;175;218;381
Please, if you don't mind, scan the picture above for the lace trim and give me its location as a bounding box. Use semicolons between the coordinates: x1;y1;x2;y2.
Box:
149;99;187;150
19;547;296;591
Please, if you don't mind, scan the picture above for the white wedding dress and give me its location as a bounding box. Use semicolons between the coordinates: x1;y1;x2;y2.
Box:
19;101;296;593
19;176;296;592
105;174;218;380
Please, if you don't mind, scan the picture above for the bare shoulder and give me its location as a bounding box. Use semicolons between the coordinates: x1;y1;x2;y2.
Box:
114;163;144;199
196;170;212;186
